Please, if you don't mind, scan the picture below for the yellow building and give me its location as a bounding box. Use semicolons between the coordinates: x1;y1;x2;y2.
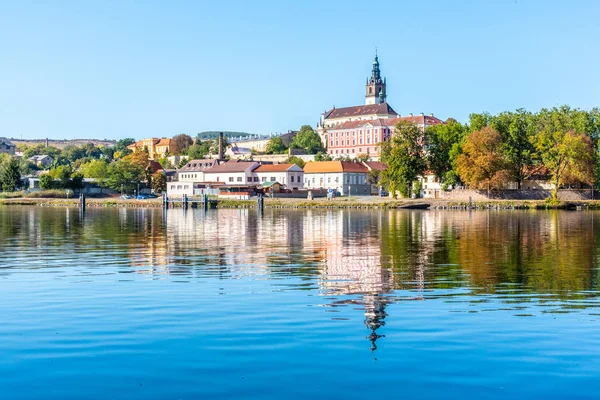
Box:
127;138;176;160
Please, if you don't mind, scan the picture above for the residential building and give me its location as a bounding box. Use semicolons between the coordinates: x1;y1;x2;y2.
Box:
127;138;176;160
253;163;304;189
303;161;370;196
0;137;16;155
29;155;54;168
178;159;219;182
203;161;260;185
166;182;220;197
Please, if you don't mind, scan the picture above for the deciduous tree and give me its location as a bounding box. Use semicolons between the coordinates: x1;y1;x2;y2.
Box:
290;125;324;154
456;127;510;191
380;121;426;198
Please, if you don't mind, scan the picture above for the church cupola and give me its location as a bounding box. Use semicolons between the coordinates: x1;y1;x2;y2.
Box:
365;51;386;105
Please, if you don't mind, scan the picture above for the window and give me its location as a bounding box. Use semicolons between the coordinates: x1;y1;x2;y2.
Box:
229;177;234;182
254;177;259;182
290;176;294;183
237;177;242;182
177;185;182;189
247;177;252;182
262;177;266;182
328;177;331;183
270;177;276;182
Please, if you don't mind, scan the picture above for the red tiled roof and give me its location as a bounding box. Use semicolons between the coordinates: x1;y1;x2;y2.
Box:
156;138;173;146
323;103;398;120
254;163;296;172
147;160;163;172
363;161;387;171
205;161;258;173
303;161;369;173
328;115;445;130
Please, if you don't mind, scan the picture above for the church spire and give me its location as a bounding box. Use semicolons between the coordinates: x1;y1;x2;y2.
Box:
365;50;386;105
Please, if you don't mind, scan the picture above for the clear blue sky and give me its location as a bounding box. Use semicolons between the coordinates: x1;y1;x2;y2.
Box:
1;0;599;140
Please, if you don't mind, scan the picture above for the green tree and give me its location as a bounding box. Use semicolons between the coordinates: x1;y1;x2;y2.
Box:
69;172;84;190
285;156;306;168
490;109;538;189
0;157;21;191
187;140;213;159
107;158;145;192
39;174;54;190
314;152;332;162
380;121;426;198
534;106;594;199
456;127;510;191
290;125;324;154
79;159;109;186
115;138;135;155
151;171;167;193
425;118;467;182
48;165;73;189
265;137;287;154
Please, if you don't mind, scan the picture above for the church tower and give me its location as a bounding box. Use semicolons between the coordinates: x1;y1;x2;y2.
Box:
365;52;387;105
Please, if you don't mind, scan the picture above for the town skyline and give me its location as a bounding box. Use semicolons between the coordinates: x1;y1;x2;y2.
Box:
1;1;599;140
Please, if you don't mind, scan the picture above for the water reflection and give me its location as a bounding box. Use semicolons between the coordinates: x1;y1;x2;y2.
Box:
1;207;600;348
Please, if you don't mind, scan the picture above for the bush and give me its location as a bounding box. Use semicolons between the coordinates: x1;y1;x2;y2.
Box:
25;190;68;198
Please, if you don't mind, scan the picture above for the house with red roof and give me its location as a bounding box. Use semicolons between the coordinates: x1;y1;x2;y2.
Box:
253;163;304;190
303;161;370;196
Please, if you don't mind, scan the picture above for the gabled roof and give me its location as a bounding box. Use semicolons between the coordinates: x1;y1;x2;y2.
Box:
303;161;369;174
362;161;387;171
0;137;15;147
179;159;217;171
323;103;398;120
254;163;299;173
205;161;258;173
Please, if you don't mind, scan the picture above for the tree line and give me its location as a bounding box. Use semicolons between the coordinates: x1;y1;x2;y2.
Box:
381;105;600;199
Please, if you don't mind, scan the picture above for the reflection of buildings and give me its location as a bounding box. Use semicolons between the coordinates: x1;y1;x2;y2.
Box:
302;210;392;351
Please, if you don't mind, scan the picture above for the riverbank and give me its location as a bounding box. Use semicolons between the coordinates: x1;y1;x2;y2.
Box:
2;196;600;210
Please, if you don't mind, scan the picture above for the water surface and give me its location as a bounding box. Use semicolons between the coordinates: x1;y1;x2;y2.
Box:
1;207;600;399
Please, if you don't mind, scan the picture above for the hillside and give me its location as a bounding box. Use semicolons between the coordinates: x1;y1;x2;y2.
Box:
10;138;117;149
196;131;255;140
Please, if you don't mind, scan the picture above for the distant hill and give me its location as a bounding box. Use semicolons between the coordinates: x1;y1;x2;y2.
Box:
196;131;255;140
10;138;117;149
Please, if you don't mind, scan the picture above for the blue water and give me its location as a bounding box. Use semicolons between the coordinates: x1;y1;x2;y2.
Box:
1;207;600;399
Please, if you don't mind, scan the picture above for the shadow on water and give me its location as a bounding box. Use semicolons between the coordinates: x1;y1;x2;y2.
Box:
1;207;600;352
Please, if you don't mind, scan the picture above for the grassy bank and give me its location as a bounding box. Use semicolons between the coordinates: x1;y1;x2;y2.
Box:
1;196;600;210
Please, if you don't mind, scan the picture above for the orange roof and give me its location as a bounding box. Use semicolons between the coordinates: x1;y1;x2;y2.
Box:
254;164;296;172
156;138;173;146
303;161;369;173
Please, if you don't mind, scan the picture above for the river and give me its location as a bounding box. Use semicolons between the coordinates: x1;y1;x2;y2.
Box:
1;207;599;399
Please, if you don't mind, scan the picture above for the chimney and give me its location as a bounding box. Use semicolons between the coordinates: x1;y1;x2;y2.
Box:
430;113;434;117
420;112;424;116
408;113;413;117
46;138;49;148
218;132;224;161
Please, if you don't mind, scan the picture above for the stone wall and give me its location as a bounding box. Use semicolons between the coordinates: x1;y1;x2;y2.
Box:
435;189;600;201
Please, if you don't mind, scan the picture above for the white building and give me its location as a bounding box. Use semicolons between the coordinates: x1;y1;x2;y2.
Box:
303;161;370;196
203;161;260;185
253;163;304;190
177;159;219;182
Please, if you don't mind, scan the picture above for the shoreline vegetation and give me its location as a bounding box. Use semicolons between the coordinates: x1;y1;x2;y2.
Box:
1;196;600;210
